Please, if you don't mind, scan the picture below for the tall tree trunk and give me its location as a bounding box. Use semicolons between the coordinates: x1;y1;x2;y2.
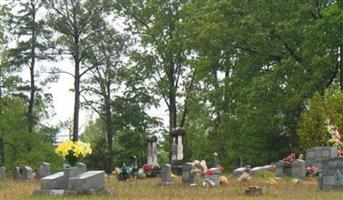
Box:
28;0;36;134
72;23;80;141
340;45;343;90
0;87;3;166
0;137;4;166
73;58;80;142
105;80;114;175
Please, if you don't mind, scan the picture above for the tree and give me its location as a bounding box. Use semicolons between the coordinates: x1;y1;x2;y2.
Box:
81;27;129;174
298;89;343;150
179;0;329;166
117;0;195;130
44;0;108;141
6;0;52;134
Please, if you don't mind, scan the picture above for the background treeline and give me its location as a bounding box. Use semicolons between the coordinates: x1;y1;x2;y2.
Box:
0;0;342;173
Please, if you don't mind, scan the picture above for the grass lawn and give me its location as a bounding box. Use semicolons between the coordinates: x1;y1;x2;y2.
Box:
0;175;343;200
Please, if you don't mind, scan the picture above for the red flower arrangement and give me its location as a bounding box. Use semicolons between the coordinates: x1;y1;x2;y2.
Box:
282;153;295;167
143;164;160;177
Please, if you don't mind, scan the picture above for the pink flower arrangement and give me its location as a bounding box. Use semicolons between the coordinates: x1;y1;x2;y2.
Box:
282;153;295;167
326;119;342;155
191;160;224;176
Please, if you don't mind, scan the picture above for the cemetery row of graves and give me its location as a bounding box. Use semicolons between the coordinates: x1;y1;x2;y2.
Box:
1;127;343;199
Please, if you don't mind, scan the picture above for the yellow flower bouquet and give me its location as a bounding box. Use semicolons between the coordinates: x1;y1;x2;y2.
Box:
55;139;92;166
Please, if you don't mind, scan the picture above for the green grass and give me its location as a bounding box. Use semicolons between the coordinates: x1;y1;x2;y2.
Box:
1;175;343;200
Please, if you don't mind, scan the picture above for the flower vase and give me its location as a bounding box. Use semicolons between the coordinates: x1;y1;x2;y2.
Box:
65;151;78;167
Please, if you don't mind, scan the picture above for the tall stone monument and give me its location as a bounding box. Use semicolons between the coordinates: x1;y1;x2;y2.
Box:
170;127;185;175
147;135;158;166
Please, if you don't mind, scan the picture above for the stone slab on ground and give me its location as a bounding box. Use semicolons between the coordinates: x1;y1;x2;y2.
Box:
68;171;105;192
32;189;65;196
41;172;64;190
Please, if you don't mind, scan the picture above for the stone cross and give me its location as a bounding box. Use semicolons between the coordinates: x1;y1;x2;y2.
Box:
147;135;158;165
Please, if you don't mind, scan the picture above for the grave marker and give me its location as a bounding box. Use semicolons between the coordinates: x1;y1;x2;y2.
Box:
306;147;337;169
319;157;343;190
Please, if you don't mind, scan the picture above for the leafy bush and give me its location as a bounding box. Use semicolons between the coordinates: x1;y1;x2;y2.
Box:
297;90;343;150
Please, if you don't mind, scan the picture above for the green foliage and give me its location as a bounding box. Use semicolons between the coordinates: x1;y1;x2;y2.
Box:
297;89;343;150
0;97;62;171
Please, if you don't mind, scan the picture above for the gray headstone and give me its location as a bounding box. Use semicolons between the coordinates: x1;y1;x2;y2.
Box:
306;147;337;169
213;152;219;167
0;167;5;180
161;164;172;185
63;167;83;189
275;161;284;177
207;174;220;186
182;162;195;185
13;166;33;180
41;172;65;190
319;157;343;190
76;162;87;173
291;159;306;179
68;171;105;193
37;162;51;179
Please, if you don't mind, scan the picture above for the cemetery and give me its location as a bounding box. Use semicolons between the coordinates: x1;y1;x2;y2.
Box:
0;0;343;199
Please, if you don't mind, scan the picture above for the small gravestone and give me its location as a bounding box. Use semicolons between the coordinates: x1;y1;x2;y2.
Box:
0;167;5;180
13;166;33;180
291;159;306;179
275;161;283;177
37;162;51;179
306;147;337;169
161;164;173;185
207;174;220;186
319;157;343;190
182;162;195;185
76;162;87;173
68;171;105;193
